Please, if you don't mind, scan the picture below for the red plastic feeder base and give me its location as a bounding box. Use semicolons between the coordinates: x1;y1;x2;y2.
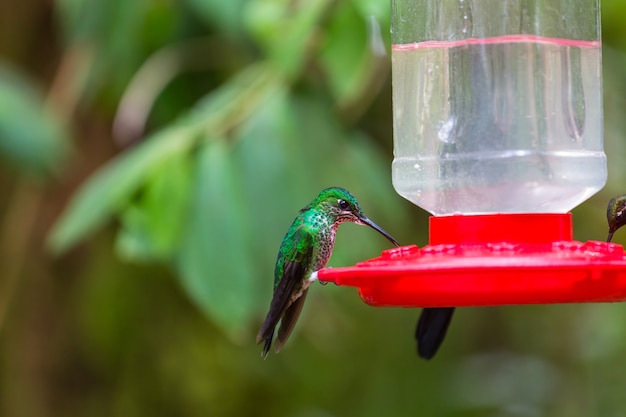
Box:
317;213;626;307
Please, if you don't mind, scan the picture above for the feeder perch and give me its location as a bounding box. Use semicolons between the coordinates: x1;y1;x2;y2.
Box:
318;213;626;307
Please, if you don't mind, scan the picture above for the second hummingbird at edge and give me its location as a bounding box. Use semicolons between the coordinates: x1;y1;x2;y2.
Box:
607;194;626;242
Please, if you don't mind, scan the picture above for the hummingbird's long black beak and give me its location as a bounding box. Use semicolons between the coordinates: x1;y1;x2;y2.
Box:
359;216;400;247
608;229;615;243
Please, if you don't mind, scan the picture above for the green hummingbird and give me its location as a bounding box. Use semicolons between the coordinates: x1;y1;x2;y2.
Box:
256;187;399;358
607;194;626;242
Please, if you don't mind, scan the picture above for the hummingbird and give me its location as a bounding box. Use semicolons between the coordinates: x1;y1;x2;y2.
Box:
607;194;626;242
256;187;400;358
415;307;455;360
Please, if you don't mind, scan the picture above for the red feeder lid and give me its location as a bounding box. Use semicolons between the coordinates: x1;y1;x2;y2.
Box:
317;213;626;307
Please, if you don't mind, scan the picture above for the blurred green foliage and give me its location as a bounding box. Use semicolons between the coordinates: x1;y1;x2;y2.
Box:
2;0;626;416
0;64;69;176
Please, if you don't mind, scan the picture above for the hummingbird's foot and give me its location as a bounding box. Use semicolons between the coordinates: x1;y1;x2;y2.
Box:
308;270;319;282
308;270;324;285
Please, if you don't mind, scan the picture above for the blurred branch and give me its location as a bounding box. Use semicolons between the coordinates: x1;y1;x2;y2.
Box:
0;181;41;333
46;43;94;126
112;37;243;147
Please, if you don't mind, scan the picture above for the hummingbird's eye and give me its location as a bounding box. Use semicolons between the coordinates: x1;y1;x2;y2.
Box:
338;199;350;210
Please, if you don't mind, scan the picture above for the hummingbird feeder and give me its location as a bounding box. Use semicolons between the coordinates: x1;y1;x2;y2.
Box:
317;0;626;307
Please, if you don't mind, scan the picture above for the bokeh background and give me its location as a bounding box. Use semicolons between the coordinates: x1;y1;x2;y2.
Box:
2;0;626;416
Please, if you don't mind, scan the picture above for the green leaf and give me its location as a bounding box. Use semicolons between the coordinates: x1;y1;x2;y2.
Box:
231;86;321;297
319;1;389;106
231;88;293;268
186;0;248;36
0;63;69;176
116;151;193;261
176;141;258;338
48;123;198;254
48;63;281;254
244;0;333;77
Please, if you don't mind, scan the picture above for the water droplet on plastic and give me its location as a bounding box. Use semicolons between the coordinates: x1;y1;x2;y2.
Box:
437;117;455;143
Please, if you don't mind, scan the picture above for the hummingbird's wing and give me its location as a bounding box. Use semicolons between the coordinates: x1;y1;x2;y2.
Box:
257;260;307;344
415;307;455;360
257;226;314;355
274;289;308;353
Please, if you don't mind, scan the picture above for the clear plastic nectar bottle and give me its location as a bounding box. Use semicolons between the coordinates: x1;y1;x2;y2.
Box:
391;0;606;215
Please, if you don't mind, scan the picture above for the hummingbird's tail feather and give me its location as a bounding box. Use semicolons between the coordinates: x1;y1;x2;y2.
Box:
275;289;308;353
415;307;455;360
261;334;273;359
257;261;305;356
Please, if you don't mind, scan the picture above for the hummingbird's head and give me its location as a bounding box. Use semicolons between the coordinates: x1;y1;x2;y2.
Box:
314;187;399;247
607;194;626;242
